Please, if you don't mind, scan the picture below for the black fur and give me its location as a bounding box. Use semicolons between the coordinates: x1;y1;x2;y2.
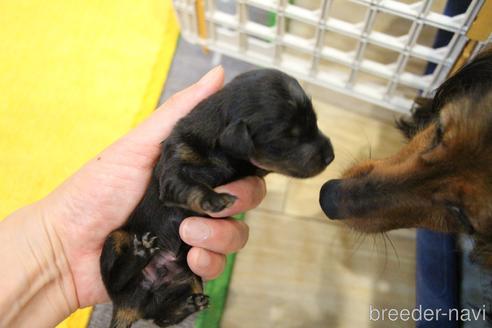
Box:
100;69;334;327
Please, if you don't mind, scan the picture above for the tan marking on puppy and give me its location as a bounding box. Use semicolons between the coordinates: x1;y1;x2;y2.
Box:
190;276;203;294
176;143;203;163
187;188;205;213
115;308;141;326
111;231;131;255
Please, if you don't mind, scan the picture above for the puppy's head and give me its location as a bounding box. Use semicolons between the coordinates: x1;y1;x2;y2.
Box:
219;69;334;178
319;50;492;262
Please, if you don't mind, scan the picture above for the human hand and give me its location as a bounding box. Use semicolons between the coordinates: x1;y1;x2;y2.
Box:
36;66;266;308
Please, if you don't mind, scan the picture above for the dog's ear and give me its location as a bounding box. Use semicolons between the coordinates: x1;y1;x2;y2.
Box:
219;120;254;159
396;97;437;139
287;79;305;102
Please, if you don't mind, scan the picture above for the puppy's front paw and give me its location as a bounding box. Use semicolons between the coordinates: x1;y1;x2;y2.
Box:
201;193;237;213
186;293;209;311
133;232;160;258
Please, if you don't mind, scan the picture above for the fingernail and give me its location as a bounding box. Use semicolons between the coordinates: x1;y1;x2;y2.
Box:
198;65;223;86
196;250;211;269
258;177;267;199
183;220;211;242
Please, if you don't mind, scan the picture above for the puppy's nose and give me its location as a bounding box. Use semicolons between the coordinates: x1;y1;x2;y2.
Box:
322;138;335;165
319;179;343;220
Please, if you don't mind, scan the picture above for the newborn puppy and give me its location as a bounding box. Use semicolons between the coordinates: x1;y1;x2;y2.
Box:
100;69;334;328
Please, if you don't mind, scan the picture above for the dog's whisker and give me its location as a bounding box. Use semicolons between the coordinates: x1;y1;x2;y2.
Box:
349;230;361;250
352;230;364;247
379;233;389;276
334;146;360;167
349;229;368;258
371;233;377;252
372;233;389;274
384;232;400;268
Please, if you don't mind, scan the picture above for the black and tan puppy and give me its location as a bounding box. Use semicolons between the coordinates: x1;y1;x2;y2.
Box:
100;69;334;328
319;50;492;265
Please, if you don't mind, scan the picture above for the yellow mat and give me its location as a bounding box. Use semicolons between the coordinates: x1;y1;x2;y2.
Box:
0;0;180;327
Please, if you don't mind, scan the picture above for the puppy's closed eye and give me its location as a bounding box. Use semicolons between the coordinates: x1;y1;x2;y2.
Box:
289;126;301;137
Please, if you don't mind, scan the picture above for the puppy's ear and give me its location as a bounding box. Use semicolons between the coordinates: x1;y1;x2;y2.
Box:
219;120;254;159
287;79;306;102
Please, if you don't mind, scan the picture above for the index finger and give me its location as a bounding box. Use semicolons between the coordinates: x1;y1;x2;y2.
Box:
207;176;267;218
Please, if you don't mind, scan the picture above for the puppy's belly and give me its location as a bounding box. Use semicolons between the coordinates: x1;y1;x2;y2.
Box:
141;250;183;290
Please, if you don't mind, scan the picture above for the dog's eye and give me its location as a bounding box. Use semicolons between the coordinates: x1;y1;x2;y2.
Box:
447;205;475;234
436;123;444;140
421;122;446;163
431;122;444;148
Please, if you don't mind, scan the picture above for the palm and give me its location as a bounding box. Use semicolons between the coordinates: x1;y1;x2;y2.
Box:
44;67;225;307
50;139;160;306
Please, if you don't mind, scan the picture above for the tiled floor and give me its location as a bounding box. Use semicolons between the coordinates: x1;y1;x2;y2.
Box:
223;97;417;328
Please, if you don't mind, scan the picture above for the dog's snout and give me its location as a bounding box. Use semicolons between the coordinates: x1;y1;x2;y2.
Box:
319;179;344;220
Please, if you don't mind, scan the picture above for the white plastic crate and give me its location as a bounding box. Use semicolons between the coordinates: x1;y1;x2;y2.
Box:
173;0;488;113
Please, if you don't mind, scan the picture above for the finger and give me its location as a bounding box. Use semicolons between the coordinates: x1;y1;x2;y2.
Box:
122;66;225;149
180;217;249;254
208;176;266;218
187;247;226;280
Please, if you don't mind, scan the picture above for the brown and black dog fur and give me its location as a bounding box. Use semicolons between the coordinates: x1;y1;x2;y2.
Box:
320;49;492;267
101;69;334;328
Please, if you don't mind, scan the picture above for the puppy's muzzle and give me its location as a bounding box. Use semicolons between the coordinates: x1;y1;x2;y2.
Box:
319;179;344;220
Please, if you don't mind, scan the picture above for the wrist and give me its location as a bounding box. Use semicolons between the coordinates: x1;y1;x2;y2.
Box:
0;202;79;327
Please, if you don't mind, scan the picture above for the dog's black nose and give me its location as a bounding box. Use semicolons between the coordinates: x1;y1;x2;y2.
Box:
319;179;343;220
324;148;334;165
322;138;335;165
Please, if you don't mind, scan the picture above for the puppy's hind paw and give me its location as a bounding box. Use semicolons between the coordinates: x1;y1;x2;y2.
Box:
133;232;160;257
201;193;237;213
